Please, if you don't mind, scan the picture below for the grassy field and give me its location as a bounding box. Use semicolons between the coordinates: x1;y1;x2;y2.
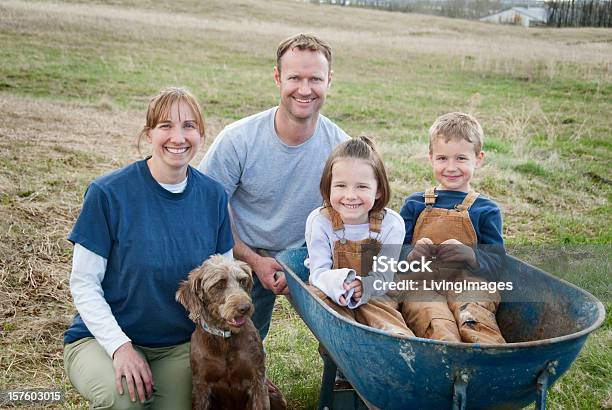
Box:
0;0;610;408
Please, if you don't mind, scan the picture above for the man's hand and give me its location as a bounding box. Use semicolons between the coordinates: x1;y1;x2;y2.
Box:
252;256;289;295
113;342;153;403
407;237;435;261
339;279;363;305
437;239;478;268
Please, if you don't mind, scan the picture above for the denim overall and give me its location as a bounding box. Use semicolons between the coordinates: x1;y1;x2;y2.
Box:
309;207;414;337
400;188;506;344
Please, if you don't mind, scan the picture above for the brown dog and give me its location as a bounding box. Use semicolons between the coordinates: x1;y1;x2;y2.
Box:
176;255;287;410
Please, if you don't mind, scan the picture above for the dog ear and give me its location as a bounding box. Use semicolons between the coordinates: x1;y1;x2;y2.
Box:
176;276;203;323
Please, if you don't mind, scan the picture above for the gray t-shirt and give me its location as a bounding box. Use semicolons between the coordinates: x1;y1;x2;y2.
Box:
198;107;350;251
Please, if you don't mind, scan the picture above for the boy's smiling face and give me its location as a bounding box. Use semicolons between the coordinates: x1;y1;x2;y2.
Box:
429;137;484;192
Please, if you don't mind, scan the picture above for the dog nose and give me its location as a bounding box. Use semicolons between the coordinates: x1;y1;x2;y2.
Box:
237;303;251;315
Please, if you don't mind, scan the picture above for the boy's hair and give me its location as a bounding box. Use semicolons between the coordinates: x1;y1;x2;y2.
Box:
429;112;483;154
137;87;205;152
320;136;390;214
276;33;332;74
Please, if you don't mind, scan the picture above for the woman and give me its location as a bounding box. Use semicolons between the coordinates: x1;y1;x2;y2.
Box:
63;87;233;409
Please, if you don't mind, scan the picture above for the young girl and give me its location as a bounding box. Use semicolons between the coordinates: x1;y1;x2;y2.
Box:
305;136;414;337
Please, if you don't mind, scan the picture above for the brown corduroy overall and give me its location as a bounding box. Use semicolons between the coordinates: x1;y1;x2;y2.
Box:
308;207;414;337
400;188;506;344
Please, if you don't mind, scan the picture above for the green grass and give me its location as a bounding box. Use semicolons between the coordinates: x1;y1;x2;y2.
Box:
0;0;610;408
514;161;550;177
265;299;322;409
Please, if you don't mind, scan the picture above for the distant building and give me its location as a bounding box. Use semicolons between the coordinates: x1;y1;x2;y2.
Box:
480;7;548;27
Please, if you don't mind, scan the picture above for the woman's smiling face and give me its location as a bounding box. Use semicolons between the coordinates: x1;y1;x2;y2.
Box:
147;100;202;182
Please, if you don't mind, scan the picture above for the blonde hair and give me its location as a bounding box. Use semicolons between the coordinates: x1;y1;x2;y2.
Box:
320;136;390;214
429;112;483;154
137;87;205;152
276;33;332;74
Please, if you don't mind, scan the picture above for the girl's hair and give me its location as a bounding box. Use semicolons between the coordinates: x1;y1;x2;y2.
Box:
320;136;390;214
136;87;205;153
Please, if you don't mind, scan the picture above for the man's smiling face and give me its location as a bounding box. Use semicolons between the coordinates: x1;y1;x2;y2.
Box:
274;47;332;124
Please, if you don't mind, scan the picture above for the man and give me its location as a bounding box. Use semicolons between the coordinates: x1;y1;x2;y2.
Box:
199;33;349;340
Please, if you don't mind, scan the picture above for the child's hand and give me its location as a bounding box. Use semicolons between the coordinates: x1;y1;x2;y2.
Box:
437;239;478;268
339;279;363;304
408;237;435;261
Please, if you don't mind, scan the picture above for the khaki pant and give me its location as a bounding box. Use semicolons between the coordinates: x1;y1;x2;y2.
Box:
400;274;505;344
308;285;414;337
401;289;462;342
64;337;192;409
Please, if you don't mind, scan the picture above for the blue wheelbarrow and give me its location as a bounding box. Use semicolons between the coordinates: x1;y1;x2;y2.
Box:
275;246;605;410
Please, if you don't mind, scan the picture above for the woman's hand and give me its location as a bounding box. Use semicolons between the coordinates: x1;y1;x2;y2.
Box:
407;237;435;261
113;342;154;403
437;239;478;268
339;279;363;304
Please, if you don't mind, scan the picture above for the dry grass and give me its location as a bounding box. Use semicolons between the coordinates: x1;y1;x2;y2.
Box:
2;0;612;83
0;94;141;407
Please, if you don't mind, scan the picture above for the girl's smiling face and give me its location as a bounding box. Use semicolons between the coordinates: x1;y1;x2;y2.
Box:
329;158;381;225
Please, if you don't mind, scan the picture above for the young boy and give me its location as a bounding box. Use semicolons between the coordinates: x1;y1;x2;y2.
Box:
399;112;506;344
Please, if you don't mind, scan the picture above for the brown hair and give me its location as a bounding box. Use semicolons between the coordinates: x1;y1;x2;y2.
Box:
320;136;390;214
276;33;332;74
137;87;205;152
428;112;483;154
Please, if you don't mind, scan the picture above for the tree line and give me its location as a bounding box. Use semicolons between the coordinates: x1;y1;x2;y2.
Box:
546;0;612;27
311;0;612;27
313;0;507;19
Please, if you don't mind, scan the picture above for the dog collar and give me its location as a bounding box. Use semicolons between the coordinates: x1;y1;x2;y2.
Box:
200;319;232;338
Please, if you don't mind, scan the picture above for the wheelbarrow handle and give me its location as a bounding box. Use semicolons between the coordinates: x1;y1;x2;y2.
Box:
452;370;470;410
536;360;558;410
